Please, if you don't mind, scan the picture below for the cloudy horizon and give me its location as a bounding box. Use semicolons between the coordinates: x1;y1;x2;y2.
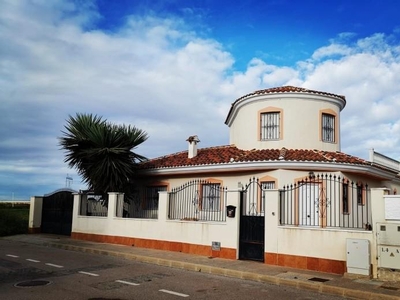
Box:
1;0;400;200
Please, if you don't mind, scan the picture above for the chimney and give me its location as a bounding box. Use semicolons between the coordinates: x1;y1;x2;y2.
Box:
186;135;200;158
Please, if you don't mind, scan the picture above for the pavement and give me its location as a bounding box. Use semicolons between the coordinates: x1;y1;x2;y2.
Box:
2;234;400;300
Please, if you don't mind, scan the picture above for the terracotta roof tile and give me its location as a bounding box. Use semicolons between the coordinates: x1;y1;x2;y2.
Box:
225;86;346;125
141;145;371;169
234;86;346;103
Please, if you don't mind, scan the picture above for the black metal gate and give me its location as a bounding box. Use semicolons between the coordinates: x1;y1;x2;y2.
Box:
239;178;265;262
41;189;74;236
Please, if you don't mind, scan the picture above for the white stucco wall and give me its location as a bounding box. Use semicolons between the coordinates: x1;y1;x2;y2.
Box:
228;93;342;151
72;192;240;251
71;182;390;277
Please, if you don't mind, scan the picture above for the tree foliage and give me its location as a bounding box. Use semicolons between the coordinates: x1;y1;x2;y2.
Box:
59;113;148;196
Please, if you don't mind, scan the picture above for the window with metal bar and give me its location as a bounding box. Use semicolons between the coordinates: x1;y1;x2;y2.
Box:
260;181;275;213
342;182;349;214
357;184;364;205
261;112;280;140
201;183;221;211
322;113;335;142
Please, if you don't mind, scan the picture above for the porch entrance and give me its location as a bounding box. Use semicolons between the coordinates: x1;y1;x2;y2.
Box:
239;178;265;262
41;189;74;236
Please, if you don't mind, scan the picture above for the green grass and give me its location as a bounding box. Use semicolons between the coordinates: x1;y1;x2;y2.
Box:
0;203;30;236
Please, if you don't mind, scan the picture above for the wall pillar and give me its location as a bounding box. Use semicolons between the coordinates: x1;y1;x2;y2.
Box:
107;192;119;218
264;190;280;264
71;193;81;232
28;196;43;233
370;188;390;278
158;191;168;222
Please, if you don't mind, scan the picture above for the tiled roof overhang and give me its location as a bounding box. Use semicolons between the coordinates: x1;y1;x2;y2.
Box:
140;145;398;180
225;86;347;126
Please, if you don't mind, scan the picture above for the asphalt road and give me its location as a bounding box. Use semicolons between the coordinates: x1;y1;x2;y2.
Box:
0;239;348;300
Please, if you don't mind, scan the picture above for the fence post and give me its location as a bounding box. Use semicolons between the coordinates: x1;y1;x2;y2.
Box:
158;191;168;222
107;192;119;218
226;191;240;258
71;193;81;233
264;190;280;264
28;196;43;233
370;188;390;279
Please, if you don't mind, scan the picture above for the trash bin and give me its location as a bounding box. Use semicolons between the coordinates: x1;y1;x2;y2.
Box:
226;205;236;218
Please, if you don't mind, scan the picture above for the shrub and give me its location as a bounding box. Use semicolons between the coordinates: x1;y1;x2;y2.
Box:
0;203;30;236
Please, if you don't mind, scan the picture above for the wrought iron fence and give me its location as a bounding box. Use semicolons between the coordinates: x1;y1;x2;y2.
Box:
279;174;372;230
80;193;108;217
168;179;227;222
116;186;166;219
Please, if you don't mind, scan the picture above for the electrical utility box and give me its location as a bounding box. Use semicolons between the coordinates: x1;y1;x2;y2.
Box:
346;239;370;275
377;223;400;270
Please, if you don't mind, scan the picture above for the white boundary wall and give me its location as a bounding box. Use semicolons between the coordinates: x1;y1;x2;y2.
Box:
72;192;240;251
71;188;392;277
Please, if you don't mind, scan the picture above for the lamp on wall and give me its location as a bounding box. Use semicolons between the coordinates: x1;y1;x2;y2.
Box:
308;171;315;179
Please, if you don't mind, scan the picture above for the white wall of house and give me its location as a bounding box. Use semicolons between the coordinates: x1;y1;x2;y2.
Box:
228;93;343;152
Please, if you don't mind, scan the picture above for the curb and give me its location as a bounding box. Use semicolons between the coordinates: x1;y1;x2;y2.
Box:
34;242;400;300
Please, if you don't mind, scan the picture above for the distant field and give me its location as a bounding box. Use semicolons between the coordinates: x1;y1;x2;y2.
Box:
0;202;30;236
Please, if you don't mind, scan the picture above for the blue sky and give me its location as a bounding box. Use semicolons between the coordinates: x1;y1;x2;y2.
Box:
1;0;400;200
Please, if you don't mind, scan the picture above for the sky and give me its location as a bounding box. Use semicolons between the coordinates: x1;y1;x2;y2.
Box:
1;0;400;200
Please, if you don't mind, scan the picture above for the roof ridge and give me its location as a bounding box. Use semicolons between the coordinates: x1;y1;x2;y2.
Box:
233;86;346;104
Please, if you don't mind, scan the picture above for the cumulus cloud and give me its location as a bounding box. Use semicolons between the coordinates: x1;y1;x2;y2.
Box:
2;0;400;198
301;33;400;158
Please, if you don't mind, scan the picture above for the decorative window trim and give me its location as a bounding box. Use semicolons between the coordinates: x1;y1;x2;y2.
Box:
259;175;277;213
319;109;338;143
258;107;283;141
342;181;349;214
356;182;366;206
199;178;223;212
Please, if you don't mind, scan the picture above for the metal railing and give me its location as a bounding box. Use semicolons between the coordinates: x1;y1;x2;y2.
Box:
80;193;108;217
168;179;227;222
279;174;372;230
116;186;166;219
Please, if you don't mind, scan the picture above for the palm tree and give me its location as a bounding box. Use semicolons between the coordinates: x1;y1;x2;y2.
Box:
59;113;148;201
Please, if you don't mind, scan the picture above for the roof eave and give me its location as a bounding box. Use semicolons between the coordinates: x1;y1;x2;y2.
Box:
140;160;398;180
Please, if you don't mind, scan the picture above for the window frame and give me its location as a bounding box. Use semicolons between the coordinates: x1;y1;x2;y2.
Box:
200;183;222;212
342;182;349;214
320;109;338;143
260;181;275;213
258;107;283;141
357;183;365;206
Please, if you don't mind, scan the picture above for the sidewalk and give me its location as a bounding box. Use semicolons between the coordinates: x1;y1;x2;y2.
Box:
3;234;400;300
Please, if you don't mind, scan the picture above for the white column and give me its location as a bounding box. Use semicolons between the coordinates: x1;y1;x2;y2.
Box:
264;190;280;254
71;193;81;232
370;188;390;278
226;190;240;257
28;196;43;232
107;192;119;218
158;191;168;222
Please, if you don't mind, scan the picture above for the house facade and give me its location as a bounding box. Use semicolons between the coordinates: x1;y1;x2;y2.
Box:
30;86;400;278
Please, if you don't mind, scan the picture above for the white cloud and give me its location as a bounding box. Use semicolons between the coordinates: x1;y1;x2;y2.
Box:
301;33;400;159
2;1;400;198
